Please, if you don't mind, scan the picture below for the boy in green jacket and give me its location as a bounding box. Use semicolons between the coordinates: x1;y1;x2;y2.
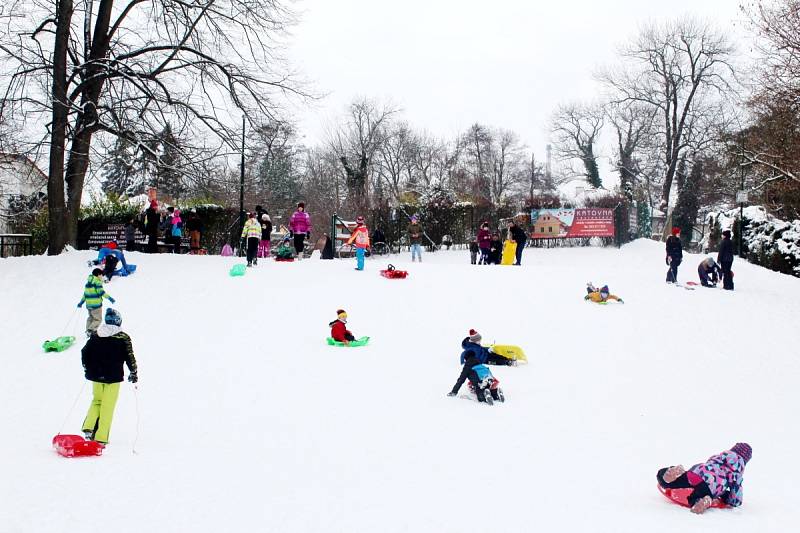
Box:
77;268;116;337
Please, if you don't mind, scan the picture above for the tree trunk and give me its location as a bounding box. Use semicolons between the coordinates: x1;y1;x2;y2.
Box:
47;0;74;254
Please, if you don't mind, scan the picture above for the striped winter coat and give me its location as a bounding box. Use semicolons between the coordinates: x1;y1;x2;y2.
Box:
689;450;746;506
241;218;261;239
78;275;113;309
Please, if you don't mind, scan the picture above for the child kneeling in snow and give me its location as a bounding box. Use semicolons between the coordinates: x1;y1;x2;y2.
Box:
585;283;624;303
447;351;502;403
329;309;356;345
656;442;751;514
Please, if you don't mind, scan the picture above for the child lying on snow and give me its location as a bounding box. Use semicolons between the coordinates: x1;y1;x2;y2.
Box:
329;309;356;345
656;442;751;514
585;283;624;303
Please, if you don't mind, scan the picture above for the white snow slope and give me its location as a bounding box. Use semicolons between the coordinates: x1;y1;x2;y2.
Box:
1;239;799;533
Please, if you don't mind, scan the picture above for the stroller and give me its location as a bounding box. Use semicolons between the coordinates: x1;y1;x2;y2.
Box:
467;364;505;405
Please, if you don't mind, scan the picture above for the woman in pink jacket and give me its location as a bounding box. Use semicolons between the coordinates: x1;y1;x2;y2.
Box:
289;202;312;260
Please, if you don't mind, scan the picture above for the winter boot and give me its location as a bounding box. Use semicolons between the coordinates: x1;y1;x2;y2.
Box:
482;387;494;405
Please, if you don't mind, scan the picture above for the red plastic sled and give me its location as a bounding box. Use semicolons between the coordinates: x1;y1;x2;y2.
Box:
657;485;726;509
274;257;295;262
380;264;408;279
52;434;104;458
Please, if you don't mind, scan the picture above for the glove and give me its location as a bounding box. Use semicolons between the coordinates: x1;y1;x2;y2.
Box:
447;392;456;397
128;372;138;384
77;302;83;308
108;297;116;304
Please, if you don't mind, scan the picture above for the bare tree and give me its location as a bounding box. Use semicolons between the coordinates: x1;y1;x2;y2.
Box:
550;102;604;188
598;17;736;211
0;0;306;253
329;97;398;214
606;102;656;201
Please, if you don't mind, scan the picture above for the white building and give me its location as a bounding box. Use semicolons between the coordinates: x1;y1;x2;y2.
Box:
0;153;46;234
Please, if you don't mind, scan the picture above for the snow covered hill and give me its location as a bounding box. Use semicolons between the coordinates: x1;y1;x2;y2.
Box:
1;239;799;532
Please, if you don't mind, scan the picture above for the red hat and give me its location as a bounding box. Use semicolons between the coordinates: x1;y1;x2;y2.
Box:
671;227;680;236
468;329;482;343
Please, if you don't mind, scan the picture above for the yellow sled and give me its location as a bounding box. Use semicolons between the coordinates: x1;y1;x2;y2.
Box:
501;240;517;265
488;344;527;363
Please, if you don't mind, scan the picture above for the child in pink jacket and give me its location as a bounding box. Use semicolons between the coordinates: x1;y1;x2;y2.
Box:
656;442;751;514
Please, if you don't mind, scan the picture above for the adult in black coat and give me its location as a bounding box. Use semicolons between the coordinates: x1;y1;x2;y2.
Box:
717;230;735;290
508;221;528;266
144;204;160;253
665;227;683;283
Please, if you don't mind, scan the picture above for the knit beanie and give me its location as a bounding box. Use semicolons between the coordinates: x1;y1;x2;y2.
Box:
104;308;122;326
731;442;752;464
671;227;680;236
600;285;609;296
337;309;347;320
468;329;482;343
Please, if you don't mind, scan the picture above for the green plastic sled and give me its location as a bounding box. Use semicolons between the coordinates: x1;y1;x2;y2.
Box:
326;336;370;347
229;264;247;277
43;336;76;353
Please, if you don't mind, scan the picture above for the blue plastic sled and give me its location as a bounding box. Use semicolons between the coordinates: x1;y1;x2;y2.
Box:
116;264;136;276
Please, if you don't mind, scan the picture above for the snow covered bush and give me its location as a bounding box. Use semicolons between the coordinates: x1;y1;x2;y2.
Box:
704;206;800;278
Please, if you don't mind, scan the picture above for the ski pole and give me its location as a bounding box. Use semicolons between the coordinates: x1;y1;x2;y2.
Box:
56;381;87;435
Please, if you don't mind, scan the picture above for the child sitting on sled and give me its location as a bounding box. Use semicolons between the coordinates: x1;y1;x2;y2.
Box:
585;283;624;303
657;442;751;514
276;236;294;260
329;309;356;345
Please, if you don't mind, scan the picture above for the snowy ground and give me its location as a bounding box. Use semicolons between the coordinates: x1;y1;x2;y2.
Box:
1;239;799;532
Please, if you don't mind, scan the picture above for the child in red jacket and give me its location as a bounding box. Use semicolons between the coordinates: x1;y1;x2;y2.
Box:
329;309;356;345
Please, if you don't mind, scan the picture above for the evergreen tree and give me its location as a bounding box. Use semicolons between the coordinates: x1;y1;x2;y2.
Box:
101;136;137;196
673;159;702;244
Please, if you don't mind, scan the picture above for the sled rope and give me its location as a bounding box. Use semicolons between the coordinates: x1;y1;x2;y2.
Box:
57;381;87;435
59;308;79;337
132;385;140;455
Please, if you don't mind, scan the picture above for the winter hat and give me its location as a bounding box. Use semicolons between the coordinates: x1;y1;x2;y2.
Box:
262;214;271;222
356;215;365;224
600;285;609;296
91;268;103;277
468;329;482;343
337;309;347;320
104;308;122;326
190;208;196;213
297;202;305;209
731;442;752;464
671;227;680;236
411;215;418;222
722;229;731;238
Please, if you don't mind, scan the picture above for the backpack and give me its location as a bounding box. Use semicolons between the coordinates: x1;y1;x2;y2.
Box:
172;224;182;237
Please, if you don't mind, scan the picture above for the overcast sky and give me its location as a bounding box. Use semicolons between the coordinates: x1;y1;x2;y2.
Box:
287;0;750;168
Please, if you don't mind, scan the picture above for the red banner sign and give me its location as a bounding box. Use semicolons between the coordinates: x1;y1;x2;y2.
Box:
530;208;615;239
567;209;615;237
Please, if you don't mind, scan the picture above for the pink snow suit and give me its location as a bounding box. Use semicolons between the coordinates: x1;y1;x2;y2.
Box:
689;450;746;506
289;210;312;234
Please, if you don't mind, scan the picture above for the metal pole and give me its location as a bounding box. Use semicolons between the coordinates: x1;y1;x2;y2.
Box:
739;151;744;257
239;116;245;256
